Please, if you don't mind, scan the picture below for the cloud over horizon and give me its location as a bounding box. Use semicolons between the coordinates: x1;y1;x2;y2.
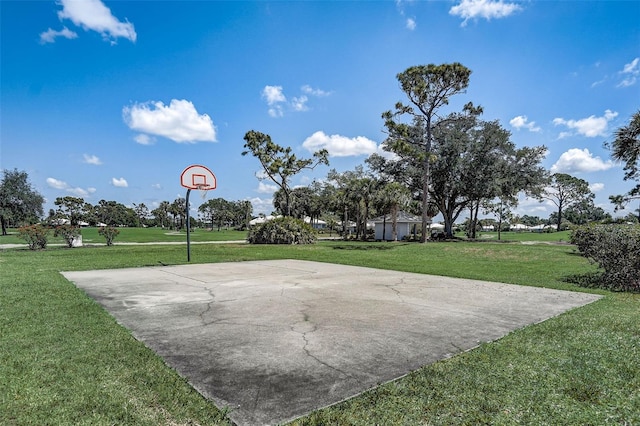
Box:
46;177;96;197
262;85;331;117
111;177;128;188
41;0;136;44
302;131;378;157
123;99;216;143
449;0;522;26
82;154;102;165
618;57;639;87
550;148;614;174
509;115;541;132
553;110;618;138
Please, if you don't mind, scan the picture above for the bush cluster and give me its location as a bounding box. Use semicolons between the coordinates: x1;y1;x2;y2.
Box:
570;224;640;292
18;224;50;250
99;226;120;246
247;217;316;244
53;225;81;248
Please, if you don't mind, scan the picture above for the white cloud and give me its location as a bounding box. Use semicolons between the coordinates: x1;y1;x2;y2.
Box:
550;148;614;173
302;131;378;157
450;0;522;26
301;85;332;97
553;110;618;138
262;86;286;117
152;183;162;189
82;154;102;165
56;0;136;44
248;197;274;215
406;18;416;30
268;106;284;118
263;85;332;117
134;134;155;145
123;99;216;143
111;177;128;188
618;57;639;87
291;95;309;112
509;115;541;132
39;26;78;44
46;177;68;190
590;182;605;193
46;177;93;197
262;85;286;105
256;181;278;194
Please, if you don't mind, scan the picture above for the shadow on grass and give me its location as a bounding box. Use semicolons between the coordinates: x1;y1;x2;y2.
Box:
563;271;606;289
332;243;407;251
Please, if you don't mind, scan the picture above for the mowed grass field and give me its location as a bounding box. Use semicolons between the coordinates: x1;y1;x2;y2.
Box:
1;230;638;425
0;226;247;245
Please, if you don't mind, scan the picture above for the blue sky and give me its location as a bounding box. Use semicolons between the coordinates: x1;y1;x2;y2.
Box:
1;0;639;220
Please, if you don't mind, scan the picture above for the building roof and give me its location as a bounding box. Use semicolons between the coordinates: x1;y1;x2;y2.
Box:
371;211;424;224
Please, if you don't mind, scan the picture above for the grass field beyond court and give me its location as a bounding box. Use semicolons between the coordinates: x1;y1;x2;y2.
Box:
1;235;638;425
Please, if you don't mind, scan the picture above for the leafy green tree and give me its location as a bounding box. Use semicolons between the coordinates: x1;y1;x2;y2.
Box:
199;198;232;231
0;169;44;235
326;167;376;240
242;130;329;216
463;123;547;238
54;196;89;226
231;200;253;230
151;201;171;229
375;182;411;241
94;200;132;226
554;199;611;225
133;203;150;227
539;173;594;231
170;197;186;230
382;63;473;242
607;110;640;220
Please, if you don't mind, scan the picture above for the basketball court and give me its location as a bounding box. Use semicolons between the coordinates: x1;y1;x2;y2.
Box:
62;260;601;425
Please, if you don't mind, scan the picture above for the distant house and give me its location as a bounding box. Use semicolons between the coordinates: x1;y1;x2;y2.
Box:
510;223;529;231
248;215;280;226
304;217;327;230
371;211;423;241
529;224;553;232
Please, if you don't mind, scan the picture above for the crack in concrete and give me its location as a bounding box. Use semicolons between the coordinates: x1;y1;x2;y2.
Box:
280;286;354;379
198;287;217;325
299;326;353;379
384;277;405;303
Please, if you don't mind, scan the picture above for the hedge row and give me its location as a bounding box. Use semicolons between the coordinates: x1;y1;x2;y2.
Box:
570;224;640;292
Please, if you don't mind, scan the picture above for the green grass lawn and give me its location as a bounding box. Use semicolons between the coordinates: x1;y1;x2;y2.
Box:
0;226;247;245
1;239;638;425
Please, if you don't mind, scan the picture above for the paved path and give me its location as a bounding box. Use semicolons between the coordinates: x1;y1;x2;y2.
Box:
62;259;601;426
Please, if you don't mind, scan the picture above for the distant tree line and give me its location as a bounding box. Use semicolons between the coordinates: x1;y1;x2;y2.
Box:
2;69;638;240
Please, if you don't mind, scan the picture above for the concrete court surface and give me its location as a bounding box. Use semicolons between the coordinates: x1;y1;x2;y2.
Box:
62;260;601;425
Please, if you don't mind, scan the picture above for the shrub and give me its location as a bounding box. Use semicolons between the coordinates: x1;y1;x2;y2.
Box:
570;224;640;292
99;226;120;246
53;225;81;248
247;217;316;244
18;224;50;250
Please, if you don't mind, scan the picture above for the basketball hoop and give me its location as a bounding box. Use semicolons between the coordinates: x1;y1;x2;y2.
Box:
197;184;211;200
180;164;217;262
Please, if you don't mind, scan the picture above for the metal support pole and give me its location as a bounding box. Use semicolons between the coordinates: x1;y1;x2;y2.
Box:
186;188;192;262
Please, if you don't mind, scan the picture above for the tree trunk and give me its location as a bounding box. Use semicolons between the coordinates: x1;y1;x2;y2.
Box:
343;206;348;240
421;156;431;243
391;204;398;241
470;202;480;239
1;215;7;236
557;202;563;232
421;118;432;243
382;216;387;241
